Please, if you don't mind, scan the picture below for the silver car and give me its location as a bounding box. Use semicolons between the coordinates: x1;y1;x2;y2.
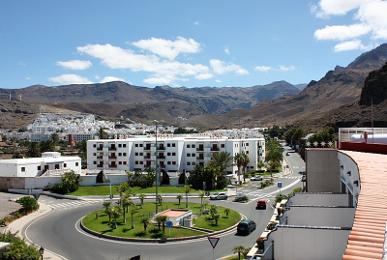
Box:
209;192;228;200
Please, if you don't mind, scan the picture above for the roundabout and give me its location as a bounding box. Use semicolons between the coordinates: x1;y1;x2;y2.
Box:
25;197;274;260
80;202;241;242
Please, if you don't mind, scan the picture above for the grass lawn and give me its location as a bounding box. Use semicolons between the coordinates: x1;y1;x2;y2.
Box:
82;202;240;239
69;185;225;196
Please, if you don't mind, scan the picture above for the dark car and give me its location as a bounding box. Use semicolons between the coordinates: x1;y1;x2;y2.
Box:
256;199;267;210
237;219;256;235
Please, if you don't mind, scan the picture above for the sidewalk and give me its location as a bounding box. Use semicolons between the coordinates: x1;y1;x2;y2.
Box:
5;203;64;260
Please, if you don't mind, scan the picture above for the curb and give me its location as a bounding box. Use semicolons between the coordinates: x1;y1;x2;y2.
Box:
79;213;242;243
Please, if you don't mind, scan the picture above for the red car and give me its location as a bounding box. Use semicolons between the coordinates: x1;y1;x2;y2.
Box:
256;199;267;210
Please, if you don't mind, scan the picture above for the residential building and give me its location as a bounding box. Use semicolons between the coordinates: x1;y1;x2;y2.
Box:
0;152;81;178
87;136;265;181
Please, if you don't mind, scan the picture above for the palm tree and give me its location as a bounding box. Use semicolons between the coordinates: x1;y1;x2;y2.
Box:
213;214;220;226
211;152;233;175
199;191;205;213
105;206;113;224
141;217;149;232
117;182;129;206
157;195;163;206
224;208;230;217
121;195;133;224
155;215;167;232
111;206;121;229
233;245;247;260
234;153;244;185
176;194;183;205
103;201;112;223
241;152;250;182
139;193;145;207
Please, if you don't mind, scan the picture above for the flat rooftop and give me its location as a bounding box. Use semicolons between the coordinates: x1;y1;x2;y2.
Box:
160;209;190;218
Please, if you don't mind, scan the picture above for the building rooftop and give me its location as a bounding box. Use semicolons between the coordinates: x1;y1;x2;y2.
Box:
90;136;264;142
341;150;387;260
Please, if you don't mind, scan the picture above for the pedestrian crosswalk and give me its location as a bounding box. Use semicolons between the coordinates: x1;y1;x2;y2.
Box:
280;176;300;180
39;197;101;210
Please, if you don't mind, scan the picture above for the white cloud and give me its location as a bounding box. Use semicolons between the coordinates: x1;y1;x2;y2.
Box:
255;66;272;72
224;48;230;54
56;60;92;70
144;75;175;85
49;74;91;85
100;76;125;83
279;65;296;72
313;0;370;17
314;24;371;41
209;59;248;75
77;43;212;85
357;0;387;39
194;21;200;26
215;79;222;83
196;73;213;80
132;36;200;60
334;40;367;52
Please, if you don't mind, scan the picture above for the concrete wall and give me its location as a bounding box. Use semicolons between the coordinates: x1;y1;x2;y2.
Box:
306;149;341;192
0;177;26;191
267;227;350;260
288;193;350;207
338;152;360;207
79;174;128;186
283;207;355;227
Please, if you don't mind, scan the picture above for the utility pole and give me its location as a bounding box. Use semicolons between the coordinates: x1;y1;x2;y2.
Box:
154;121;159;213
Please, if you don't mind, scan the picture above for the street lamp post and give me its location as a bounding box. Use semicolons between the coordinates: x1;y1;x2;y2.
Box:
154;121;159;213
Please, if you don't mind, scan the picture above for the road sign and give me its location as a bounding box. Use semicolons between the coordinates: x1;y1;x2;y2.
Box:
207;236;220;249
166;220;173;228
277;182;283;188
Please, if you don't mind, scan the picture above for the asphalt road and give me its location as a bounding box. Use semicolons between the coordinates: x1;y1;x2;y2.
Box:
26;197;273;260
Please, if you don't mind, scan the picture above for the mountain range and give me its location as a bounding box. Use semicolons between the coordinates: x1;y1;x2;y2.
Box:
1;43;387;130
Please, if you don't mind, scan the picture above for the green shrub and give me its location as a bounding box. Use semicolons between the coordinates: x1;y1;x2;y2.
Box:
51;170;80;194
0;231;40;260
16;196;39;213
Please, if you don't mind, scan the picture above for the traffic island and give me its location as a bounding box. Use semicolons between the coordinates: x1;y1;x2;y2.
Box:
80;202;241;242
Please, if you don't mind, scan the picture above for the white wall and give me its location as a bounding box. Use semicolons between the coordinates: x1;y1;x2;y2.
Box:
79;174;128;186
338;152;360;207
284;207;355;227
267;227;350;260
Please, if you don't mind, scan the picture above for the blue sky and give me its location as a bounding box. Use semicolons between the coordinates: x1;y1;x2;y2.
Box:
0;0;386;88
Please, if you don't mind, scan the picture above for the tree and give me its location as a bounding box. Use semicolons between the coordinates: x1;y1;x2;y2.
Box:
117;182;129;201
50;133;60;146
16;196;39;213
233;245;248;260
105;205;113;224
139;193;145;207
111;206;121;229
265;139;284;180
50;170;80;194
210;152;233;175
98;128;109;139
258;160;265;171
121;195;133;224
157;195;163;206
185;186;190;208
176;194;183;205
213;214;220;226
224;208;230;217
155;215;167;232
26;142;40;157
284;127;304;147
241;152;250;183
188;164;228;190
141;217;149;232
102;201;111;212
234;152;245;184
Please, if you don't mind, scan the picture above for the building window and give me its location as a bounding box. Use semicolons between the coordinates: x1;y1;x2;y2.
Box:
246;143;249;146
75;162;79;167
192;162;196;165
167;152;171;156
55;164;60;169
140;152;143;156
172;143;176;147
172;161;176;165
135;152;139;156
191;153;195;157
192;144;196;148
37;166;41;171
187;162;191;165
64;163;67;168
167;161;171;165
221;144;225;148
118;144;122;148
172;152;176;156
123;144;127;148
21;167;26;172
93;153;96;156
123;161;127;165
135;144;138;147
187;144;191;148
139;144;143;147
135;161;138;164
167;143;171;147
140;161;143;165
187;153;190;157
118;153;122;156
123;153;127;156
246;151;249;154
119;161;122;165
93;161;96;165
93;144;96;148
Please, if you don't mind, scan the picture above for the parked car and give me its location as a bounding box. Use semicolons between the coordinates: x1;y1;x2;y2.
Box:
233;192;249;202
237;219;256;235
250;176;263;181
209;192;228;200
256;199;267;210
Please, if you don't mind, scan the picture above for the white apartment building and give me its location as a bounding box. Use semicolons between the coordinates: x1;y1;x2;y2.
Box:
0;152;81;178
87;136;265;177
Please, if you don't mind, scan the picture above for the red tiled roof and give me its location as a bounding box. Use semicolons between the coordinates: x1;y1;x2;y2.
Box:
341;151;387;260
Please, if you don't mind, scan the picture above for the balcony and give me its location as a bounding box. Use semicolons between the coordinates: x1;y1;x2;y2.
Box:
196;156;204;160
97;146;103;151
97;155;103;160
157;146;166;150
196;147;204;152
97;163;104;168
144;155;151;159
108;146;117;151
144;146;152;151
338;127;387;154
109;155;117;159
211;147;220;152
109;164;117;168
157;155;166;159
